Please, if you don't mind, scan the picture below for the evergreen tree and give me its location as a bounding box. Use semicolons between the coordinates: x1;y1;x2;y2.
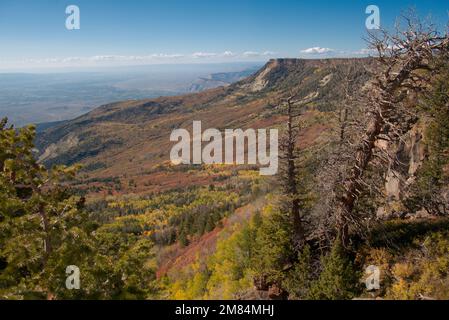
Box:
308;240;357;300
283;244;313;299
0;120;87;298
0;119;157;299
406;61;449;215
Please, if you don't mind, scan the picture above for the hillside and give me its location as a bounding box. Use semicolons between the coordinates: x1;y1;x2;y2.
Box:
36;58;374;197
33;57;378;290
2;1;449;302
30;55;449;300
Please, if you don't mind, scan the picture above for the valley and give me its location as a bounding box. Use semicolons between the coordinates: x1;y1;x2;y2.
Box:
1;0;449;304
2;50;449;300
36;58;372;197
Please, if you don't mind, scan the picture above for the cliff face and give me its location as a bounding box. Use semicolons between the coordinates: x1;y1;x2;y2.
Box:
376;115;449;219
378;122;428;218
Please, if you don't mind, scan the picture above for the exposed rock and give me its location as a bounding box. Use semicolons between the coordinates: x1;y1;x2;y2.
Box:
248;60;278;92
384;123;427;204
38;133;79;163
319;74;333;87
407;126;426;176
405;208;432;219
267;284;288;300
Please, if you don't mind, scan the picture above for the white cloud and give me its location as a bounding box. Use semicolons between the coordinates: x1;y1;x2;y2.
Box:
90;55;121;61
2;50;280;70
243;51;261;57
353;48;377;56
222;51;236;57
22;54;186;64
300;47;334;54
192;52;217;58
14;50;276;66
149;53;185;59
61;57;83;63
241;51;276;58
89;54;185;61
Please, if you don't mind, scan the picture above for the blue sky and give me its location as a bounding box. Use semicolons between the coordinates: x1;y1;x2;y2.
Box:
0;0;448;70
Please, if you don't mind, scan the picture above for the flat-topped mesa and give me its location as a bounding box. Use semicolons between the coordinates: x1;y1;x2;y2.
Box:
239;57;375;93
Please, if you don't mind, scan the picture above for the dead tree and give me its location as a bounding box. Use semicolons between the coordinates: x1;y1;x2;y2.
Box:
330;60;359;144
334;17;449;247
278;94;307;252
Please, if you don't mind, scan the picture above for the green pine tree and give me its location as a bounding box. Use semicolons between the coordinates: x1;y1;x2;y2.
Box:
283;244;313;299
0;119;87;298
308;240;357;300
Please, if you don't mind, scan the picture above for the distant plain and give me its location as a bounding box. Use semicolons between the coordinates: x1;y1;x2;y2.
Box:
0;62;261;127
